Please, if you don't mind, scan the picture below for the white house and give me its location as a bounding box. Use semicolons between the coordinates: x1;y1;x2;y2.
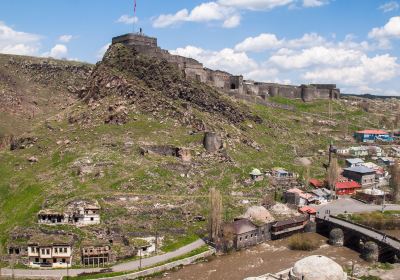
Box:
27;235;73;268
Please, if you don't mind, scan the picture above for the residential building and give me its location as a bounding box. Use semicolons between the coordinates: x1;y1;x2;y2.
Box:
38;200;101;226
249;168;263;181
335;181;361;195
27;235;73;268
226;219;271;250
349;146;369;157
354;129;393;143
342;166;376;188
309;178;323;188
335;147;350;156
81;242;112;267
284;188;314;206
311;188;332;203
377;157;395;167
391;146;400;158
271;215;309;240
345;158;364;168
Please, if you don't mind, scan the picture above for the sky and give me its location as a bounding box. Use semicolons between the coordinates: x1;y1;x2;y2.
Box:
1;0;400;95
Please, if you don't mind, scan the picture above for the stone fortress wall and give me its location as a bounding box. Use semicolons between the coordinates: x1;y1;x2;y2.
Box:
112;33;340;102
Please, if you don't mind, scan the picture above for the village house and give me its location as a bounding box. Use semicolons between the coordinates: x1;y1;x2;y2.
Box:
81;241;112;267
354;129;393;143
311;188;332;203
249;168;263;181
225;218;272;250
390;146;400;158
27;235;73;268
362;162;389;187
345;158;364;168
38;200;101;226
309;178;324;188
377;157;395;167
335;147;350;156
342;166;376;188
284;188;315;206
335;180;361;196
271;215;309;240
354;188;386;204
349;146;369;157
368;146;385;157
266;168;300;190
298;206;317;222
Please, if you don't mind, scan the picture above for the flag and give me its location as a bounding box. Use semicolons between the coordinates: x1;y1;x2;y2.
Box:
134;0;137;15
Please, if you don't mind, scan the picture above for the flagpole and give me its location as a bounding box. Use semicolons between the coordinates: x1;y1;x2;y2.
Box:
133;0;137;34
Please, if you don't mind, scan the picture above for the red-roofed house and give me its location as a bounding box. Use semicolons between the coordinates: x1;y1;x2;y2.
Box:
309;179;324;188
354;130;393;143
335;180;361;195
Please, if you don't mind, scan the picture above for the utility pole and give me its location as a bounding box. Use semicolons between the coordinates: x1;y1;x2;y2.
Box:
381;192;386;213
139;248;142;270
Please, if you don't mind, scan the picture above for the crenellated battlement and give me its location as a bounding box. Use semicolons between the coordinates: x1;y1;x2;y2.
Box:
111;33;340;102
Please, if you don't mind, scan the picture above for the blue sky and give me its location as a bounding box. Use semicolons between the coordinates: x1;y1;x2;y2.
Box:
1;0;400;95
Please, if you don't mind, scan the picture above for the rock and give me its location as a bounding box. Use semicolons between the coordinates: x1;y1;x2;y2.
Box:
203;132;223;153
178;148;192;162
28;156;39;163
10;136;38;150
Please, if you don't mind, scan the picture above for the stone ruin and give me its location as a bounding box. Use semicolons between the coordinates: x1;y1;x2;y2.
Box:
112;33;341;103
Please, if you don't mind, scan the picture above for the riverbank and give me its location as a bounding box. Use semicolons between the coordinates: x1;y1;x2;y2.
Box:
158;233;368;280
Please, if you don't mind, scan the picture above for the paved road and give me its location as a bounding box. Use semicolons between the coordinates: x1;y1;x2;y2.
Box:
0;239;206;279
316;198;400;217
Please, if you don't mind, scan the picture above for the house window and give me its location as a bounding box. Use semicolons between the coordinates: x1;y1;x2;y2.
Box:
251;234;253;238
62;258;66;263
239;237;242;241
245;235;248;240
53;258;57;263
35;258;39;263
64;248;68;253
41;249;45;254
90;217;94;221
55;248;58;253
46;249;50;255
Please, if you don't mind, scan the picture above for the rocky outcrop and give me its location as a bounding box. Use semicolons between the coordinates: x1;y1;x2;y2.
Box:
80;44;262;128
203;132;223;153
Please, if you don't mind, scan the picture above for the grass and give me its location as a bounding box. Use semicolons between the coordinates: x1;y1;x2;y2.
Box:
160;233;200;253
344;211;400;230
64;245;210;280
288;234;319;251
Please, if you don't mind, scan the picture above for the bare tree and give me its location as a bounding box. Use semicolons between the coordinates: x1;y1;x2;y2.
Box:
326;157;340;199
208;187;223;242
390;161;400;203
304;166;310;189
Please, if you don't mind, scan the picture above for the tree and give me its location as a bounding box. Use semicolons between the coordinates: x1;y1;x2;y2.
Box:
304;166;310;189
390;161;400;203
326;157;340;199
208;187;223;242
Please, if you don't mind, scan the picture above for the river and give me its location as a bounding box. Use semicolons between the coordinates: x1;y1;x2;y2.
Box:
158;233;366;280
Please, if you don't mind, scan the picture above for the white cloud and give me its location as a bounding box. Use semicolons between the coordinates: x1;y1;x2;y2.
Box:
59;35;73;43
302;0;329;8
171;45;258;75
218;0;294;10
235;33;283;52
0;21;41;55
379;1;399;13
153;2;239;28
303;54;399;87
234;32;326;52
43;44;68;59
97;43;111;60
369;16;400;39
223;15;241;28
117;15;139;25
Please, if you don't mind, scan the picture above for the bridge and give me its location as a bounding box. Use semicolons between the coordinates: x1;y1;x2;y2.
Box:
317;214;400;262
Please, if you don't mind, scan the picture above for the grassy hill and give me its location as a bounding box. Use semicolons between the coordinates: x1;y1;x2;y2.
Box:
0;44;398;257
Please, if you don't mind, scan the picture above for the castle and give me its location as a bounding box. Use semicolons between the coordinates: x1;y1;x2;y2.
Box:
112;33;340;102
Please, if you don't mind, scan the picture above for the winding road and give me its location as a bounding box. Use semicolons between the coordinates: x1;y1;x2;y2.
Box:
0;239;205;279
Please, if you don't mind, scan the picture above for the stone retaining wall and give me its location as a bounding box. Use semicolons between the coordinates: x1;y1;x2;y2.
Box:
96;249;215;280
